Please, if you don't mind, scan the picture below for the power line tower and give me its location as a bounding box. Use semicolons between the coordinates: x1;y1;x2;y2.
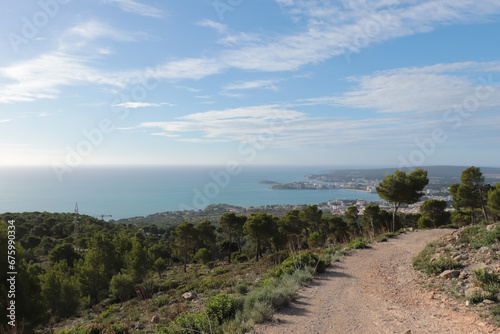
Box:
74;202;80;237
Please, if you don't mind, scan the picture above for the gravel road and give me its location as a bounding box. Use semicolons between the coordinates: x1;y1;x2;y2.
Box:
255;229;498;334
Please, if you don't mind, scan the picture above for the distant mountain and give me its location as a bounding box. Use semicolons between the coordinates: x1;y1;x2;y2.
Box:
306;166;500;185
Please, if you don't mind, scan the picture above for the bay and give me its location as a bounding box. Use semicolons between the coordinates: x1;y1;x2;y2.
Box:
0;166;380;219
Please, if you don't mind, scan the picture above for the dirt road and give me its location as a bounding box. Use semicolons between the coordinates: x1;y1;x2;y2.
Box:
255;229;498;334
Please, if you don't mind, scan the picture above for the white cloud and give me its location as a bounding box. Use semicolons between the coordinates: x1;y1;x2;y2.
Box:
197;20;227;34
103;0;164;18
113;102;174;108
223;80;279;91
219;1;500;72
135;104;414;149
153;58;225;80
332;61;500;113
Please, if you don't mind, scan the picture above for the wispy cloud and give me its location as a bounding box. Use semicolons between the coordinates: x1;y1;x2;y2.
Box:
134;104;412;149
197;19;227;34
223;79;280;91
332;61;500;113
113;102;175;108
103;0;164;18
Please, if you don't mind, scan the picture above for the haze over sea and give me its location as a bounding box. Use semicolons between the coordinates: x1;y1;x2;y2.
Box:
0;166;380;220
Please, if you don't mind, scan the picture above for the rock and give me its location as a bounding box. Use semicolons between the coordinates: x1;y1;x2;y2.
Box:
483;299;495;305
459;269;469;279
487;224;497;232
135;322;145;330
439;270;461;279
151;315;160;323
182;292;198;300
153;292;165;299
479;246;491;254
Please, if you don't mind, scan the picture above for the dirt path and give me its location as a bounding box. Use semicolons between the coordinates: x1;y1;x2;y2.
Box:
255;229;498;334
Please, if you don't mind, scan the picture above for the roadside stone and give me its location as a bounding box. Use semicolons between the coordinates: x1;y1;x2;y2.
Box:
153;291;164;298
487;224;497;232
439;270;461;279
182;292;198;300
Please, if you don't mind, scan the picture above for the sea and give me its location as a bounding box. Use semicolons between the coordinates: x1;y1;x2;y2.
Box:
0;166;381;220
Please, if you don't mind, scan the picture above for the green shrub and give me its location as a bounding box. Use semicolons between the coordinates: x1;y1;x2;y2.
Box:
235;284;248;295
268;251;326;279
412;243;461;276
374;232;396;243
471;227;500;249
149;294;171;311
473;268;500;301
194;248;213;264
159;312;212;334
205;293;234;325
235;253;249;262
347;238;368;249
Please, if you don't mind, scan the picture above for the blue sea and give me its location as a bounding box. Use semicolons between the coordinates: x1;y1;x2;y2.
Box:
0;166;380;219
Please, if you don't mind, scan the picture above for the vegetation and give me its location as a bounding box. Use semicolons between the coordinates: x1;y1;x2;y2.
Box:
376;168;429;232
4;166;499;332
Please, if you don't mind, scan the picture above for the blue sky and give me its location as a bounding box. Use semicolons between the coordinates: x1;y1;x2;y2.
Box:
1;0;500;170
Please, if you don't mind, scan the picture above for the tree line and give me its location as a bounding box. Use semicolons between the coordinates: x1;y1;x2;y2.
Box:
1;166;500;330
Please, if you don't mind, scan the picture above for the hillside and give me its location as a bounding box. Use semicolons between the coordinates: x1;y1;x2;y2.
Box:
306;166;500;185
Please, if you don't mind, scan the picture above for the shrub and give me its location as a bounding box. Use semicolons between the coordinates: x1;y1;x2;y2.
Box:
235;284;248;295
412;244;461;276
470;227;500;249
473;268;500;301
235;253;249;263
347;238;368;249
374;232;396;243
110;272;135;303
194;248;213;264
205;293;234;325
159;312;212;334
268;251;327;279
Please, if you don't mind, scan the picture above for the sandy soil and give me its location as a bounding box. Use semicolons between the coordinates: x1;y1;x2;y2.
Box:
254;229;498;334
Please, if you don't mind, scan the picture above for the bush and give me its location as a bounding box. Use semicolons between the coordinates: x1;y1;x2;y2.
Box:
374;232;396;243
268;251;327;279
473;268;500;301
235;253;249;263
235;284;248;295
471;227;500;249
194;248;213;264
160;312;212;334
412;244;461;276
205;293;234;325
347;238;368;249
110;272;135;302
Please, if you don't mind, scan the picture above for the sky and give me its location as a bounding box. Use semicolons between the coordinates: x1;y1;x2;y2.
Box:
1;0;500;170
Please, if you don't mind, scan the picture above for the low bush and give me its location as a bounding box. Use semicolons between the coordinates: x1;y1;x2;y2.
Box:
205;293;234;325
473;268;500;301
412;243;462;276
235;284;248;295
347;238;369;249
267;251;327;279
471;227;500;249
